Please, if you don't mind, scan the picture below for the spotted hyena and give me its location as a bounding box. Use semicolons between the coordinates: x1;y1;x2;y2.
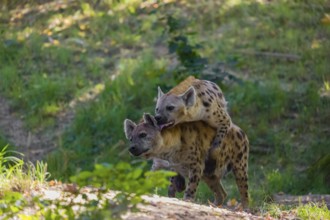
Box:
124;113;249;208
155;76;232;173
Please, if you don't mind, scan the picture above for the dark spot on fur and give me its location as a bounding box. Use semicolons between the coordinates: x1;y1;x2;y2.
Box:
217;92;223;98
181;136;186;144
235;142;240;149
204;158;216;175
237;152;243;160
190;175;197;183
203;101;210;107
208;98;212;103
209;174;217;180
209;90;216;97
227;163;232;172
244;144;247;152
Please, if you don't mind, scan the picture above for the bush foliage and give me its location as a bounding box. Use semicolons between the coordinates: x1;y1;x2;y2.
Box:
0;0;329;215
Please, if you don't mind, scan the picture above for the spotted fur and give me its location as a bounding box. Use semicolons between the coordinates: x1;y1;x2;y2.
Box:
124;114;249;208
155;76;232;171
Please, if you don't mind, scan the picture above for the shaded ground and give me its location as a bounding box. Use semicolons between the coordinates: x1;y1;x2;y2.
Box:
21;183;263;220
123;196;261;220
0;95;73;162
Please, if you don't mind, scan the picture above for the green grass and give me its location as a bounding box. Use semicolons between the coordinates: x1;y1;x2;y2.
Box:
0;145;175;218
46;51;168;178
297;202;330;220
0;0;329;213
0;146;49;197
258;202;330;220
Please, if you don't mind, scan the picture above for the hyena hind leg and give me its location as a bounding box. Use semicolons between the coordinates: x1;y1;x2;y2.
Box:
203;175;227;206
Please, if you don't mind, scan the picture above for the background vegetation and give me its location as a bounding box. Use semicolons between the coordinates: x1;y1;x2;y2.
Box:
0;0;329;217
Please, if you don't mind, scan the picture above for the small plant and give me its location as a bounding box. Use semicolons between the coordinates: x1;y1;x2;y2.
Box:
296;202;330;220
164;14;207;81
70;161;176;217
0;145;50;197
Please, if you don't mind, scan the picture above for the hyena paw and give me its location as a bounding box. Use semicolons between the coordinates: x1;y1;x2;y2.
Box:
183;194;194;202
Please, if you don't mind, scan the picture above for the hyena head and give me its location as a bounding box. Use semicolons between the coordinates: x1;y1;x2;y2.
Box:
124;113;163;158
155;86;196;129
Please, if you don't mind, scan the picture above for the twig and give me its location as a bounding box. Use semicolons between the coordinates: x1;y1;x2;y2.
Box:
250;146;273;154
233;50;300;60
273;194;330;208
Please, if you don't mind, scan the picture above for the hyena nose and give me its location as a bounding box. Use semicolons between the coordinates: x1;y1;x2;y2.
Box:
129;145;141;156
129;146;136;153
155;115;163;124
129;145;139;154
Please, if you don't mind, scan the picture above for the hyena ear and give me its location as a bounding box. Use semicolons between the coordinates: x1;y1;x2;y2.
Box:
124;119;136;139
143;113;158;128
158;86;165;99
180;86;196;107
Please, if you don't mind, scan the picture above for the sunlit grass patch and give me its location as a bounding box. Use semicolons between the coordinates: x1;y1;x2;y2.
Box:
0;146;50;197
47;51;168;178
0;0;329;211
258;202;330;220
296;202;330;220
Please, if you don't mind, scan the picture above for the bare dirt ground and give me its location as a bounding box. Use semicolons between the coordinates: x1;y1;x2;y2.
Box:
0;95;74;162
123;196;261;220
25;183;263;220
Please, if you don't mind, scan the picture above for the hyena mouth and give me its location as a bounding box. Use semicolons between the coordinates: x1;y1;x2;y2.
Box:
131;148;150;157
159;121;175;130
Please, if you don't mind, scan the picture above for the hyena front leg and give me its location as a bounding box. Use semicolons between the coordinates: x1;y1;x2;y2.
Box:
210;108;231;150
205;111;231;175
168;174;186;197
183;163;202;201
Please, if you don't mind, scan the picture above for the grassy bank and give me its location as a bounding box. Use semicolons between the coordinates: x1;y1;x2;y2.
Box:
0;0;329;211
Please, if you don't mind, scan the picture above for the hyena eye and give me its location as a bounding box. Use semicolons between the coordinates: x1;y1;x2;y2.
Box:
166;106;175;111
156;107;159;112
138;133;147;138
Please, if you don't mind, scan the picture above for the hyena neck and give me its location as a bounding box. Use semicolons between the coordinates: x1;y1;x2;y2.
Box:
156;128;182;160
184;99;204;121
